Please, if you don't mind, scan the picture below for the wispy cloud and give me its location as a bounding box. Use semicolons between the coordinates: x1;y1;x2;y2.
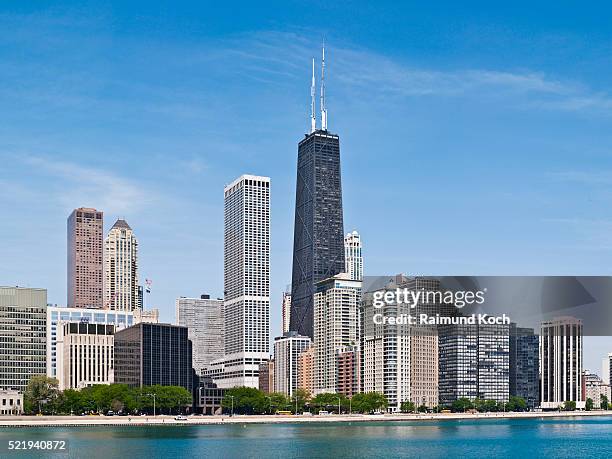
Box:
16;155;160;215
214;31;612;114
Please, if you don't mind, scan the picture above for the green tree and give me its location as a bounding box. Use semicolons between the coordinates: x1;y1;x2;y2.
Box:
24;375;60;414
350;392;387;413
291;388;311;414
266;392;289;413
601;394;609;410
55;389;83;415
585;398;594;411
310;393;346;413
222;387;267;415
400;401;416;413
563;401;576;411
451;398;473;413
505;396;528;412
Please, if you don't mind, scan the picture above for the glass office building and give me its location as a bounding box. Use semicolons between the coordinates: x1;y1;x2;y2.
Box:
290;129;345;338
114;323;193;392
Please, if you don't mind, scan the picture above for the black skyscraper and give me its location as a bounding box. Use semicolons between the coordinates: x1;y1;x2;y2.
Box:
290;129;345;338
114;322;193;392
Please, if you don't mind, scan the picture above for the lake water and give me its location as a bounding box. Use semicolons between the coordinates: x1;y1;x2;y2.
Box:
1;416;612;458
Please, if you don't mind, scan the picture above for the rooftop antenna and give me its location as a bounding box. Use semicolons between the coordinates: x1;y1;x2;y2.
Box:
320;40;328;131
310;58;316;133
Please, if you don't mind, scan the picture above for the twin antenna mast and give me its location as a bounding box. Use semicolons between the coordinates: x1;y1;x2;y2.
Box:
310;43;328;133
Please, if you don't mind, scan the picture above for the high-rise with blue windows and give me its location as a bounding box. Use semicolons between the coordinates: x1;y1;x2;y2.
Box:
290;47;345;338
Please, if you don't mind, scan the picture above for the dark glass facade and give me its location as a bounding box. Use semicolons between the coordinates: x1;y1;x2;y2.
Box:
114;323;193;392
290;130;345;338
509;325;540;409
439;323;510;405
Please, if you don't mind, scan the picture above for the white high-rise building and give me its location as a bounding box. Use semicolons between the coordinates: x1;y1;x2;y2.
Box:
176;295;224;375
344;230;363;281
602;353;612;385
214;175;270;388
274;332;311;396
540;316;584;409
281;290;291;334
313;273;361;394
104;219;139;311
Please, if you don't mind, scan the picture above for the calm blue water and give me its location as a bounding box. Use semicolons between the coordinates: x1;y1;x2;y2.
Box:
1;417;611;458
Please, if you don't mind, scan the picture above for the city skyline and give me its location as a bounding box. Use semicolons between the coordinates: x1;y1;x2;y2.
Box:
3;2;612;372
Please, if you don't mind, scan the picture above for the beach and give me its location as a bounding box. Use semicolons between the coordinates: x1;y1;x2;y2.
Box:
1;410;609;427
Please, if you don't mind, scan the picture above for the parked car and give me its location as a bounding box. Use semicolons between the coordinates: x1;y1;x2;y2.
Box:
175;415;188;421
106;411;115;416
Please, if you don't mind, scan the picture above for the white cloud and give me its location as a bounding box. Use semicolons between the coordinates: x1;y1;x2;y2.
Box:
19;155;159;215
217;31;612;114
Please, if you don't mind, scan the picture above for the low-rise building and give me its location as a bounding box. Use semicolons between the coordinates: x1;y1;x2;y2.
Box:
196;376;225;415
584;371;611;408
46;306;133;380
0;390;23;415
57;322;115;390
114;323;193;392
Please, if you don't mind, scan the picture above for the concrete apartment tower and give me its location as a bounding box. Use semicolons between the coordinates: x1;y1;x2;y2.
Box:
104;219;139;311
67;207;104;309
313;273;361;395
362;277;440;411
176;294;224;375
540;316;584;409
274;331;311;397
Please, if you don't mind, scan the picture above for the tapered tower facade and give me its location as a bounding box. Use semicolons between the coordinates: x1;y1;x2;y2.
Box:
290;46;345;338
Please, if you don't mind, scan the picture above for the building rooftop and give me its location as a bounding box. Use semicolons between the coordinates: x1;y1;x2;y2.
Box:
111;218;132;230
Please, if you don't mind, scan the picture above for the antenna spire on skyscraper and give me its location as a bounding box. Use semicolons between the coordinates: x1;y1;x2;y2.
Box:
311;58;316;133
320;41;328;131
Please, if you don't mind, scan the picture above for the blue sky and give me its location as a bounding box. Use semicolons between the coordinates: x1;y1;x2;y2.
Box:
2;1;612;372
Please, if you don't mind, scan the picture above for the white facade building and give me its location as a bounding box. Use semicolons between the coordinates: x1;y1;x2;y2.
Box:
104;219;139;311
0;390;23;415
273;332;311;396
602;353;612;385
344;230;363;281
281;290;291;334
57;322;115;390
362;277;440;411
313;273;361;394
584;371;611;408
176;295;224;375
213;175;270;389
540;316;584;409
46;306;133;380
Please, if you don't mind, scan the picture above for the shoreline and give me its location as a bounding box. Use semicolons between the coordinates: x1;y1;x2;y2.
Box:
0;410;610;427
